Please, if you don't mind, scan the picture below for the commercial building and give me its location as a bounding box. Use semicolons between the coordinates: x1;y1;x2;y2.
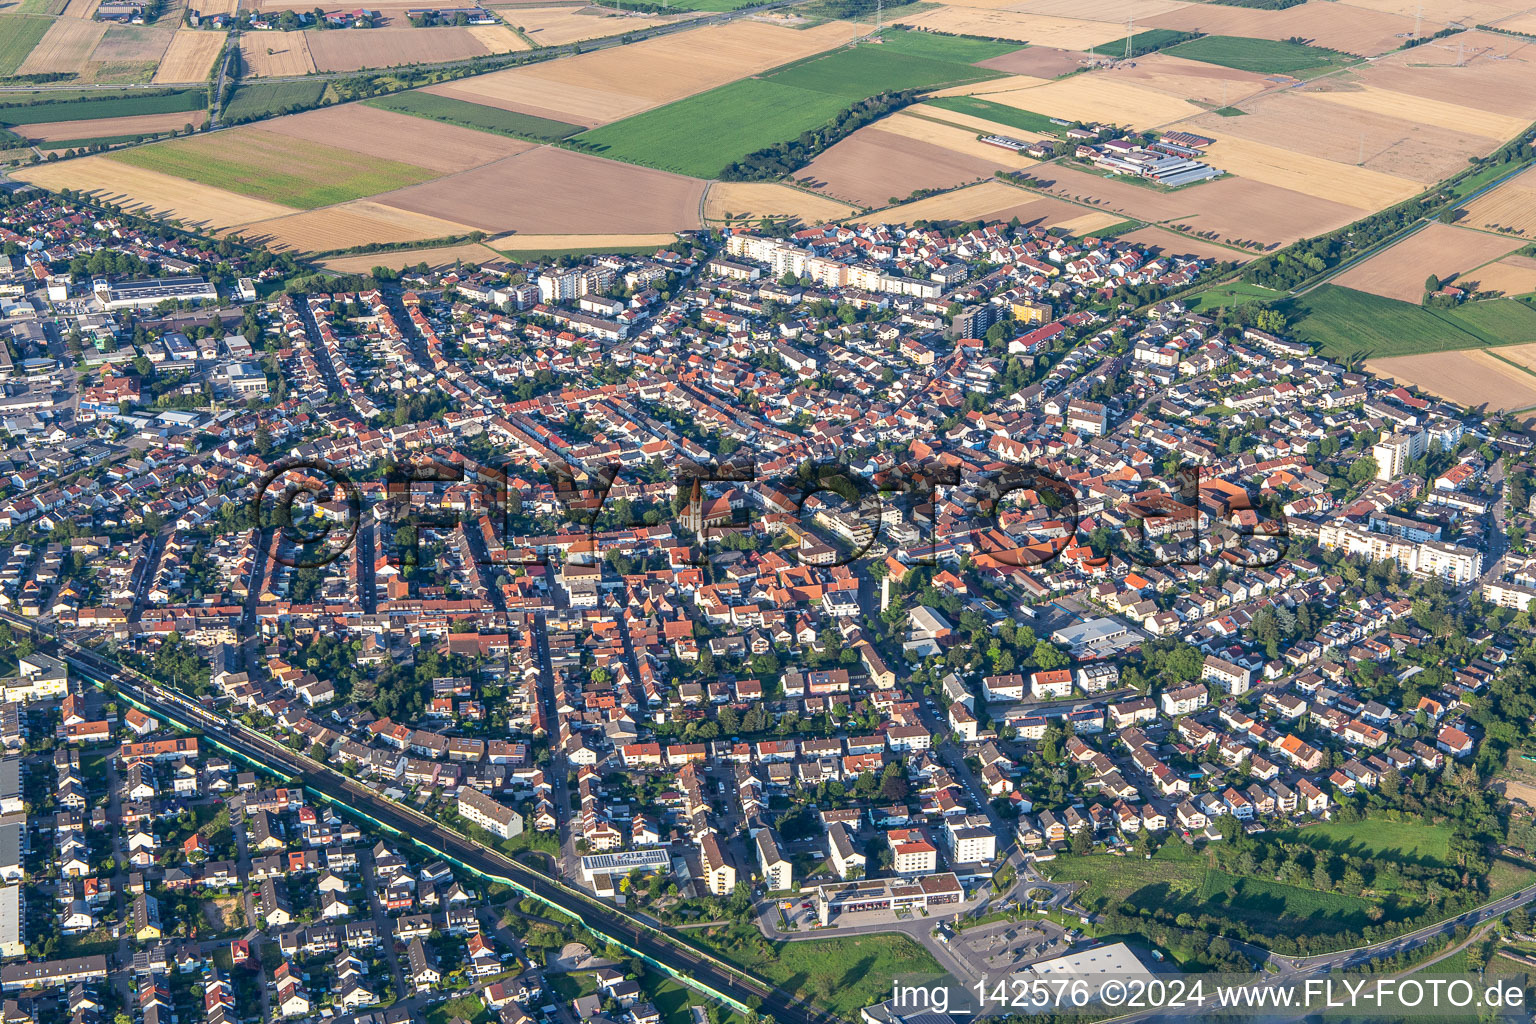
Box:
579;849;671;886
810;872;963;926
93;276;218;310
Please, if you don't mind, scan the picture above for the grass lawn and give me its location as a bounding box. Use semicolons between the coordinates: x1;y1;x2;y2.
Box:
686;922;942;1020
762;43;1006;98
1184;279;1285;311
365;91;582;142
109;129;438;208
647;974;749;1024
1196;868;1387;935
1040;841;1207;908
574;79;849;177
1487;855;1536;900
548;970;601;1002
0;15;52;77
426;994;490;1024
926;95;1063;135
1165;35;1356;77
1286;285;1536;358
1275;818;1454;866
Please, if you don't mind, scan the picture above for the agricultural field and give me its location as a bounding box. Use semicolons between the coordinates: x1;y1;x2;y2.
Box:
0;14;53;76
1461;165;1536;240
1164;34;1354;76
0;88;204;125
702;181;857;225
15;17;106;75
496;4;697;46
1365;349;1536;415
571;33;1012;177
363;91;582;141
257;99;535;172
1146;0;1420;56
1291;284;1536;358
303;26;526;74
1116;225;1251;262
920;95;1066;136
423;19;861;127
16;109;206;142
91;10;181;66
321;240;509;273
151;29;226;84
1360;30;1536;119
11;154;297;229
109;127;440;208
377;145;705;234
890;7;1124;49
1103;51;1273;108
800;124;1011;207
1467;255;1536;298
970;73;1209;130
220;80;324;121
852;180;1124;232
1196;134;1422;210
234;200;479;252
1332;223;1520;302
975;45;1087;78
239;31;316;77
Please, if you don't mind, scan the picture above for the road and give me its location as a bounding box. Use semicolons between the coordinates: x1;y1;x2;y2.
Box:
7;611;836;1024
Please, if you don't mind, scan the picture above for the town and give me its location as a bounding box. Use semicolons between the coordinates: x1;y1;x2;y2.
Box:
0;181;1534;1024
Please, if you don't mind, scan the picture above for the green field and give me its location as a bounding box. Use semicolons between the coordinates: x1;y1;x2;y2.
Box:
1289;285;1536;358
364;91;582;141
1091;29;1196;57
575;79;849;177
1165;35;1356;76
687;923;942;1020
1185;279;1287;311
0;15;55;77
0;89;205;126
572;33;1010;177
110;132;437;208
39;134;157;150
926;95;1064;135
1197;868;1384;935
1277;819;1454;865
221;81;326;122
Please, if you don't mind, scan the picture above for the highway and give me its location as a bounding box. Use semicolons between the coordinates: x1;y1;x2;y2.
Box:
2;611;837;1024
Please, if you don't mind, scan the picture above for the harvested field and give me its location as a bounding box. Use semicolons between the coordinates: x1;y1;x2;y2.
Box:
910;101;1054;141
60;0;100;17
872;111;1042;167
305;26;525;74
1360;31;1536;119
1463;256;1536;297
852;180;1124;231
1178;91;1505;185
1366;349;1536;414
1117;225;1251;263
1104;52;1273;106
240;32;315;77
1333;223;1519;302
91;14;179;63
499;4;698;46
1197;134;1423;210
18;109;206;142
425;19;858;126
10;155;297;229
152;29;225;83
16;18;107;75
1343;0;1524;25
1461;166;1536;238
975;45;1087;78
890;8;1124;49
930;73;1053;99
703;182;859;224
375;146;704;233
1030;163;1362;248
259;101;532;173
1010;0;1191;21
233;200;479;251
1302;79;1527;141
1145;1;1421;57
982;73;1208;129
110;127;439;208
800;125;1008;208
321;240;507;273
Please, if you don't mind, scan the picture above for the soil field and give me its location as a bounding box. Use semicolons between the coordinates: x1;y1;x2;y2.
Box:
1145;1;1421;57
321;240;508;272
259;101;532;173
1180;91;1503;185
1029;163;1363;249
424;19;858;126
1466;256;1536;297
151;29;225;83
852;180;1123;231
869;111;1043;167
1102;51;1273;106
801;126;1011;207
17;109;206;141
16;17;107;75
1118;225;1252;263
1302;79;1528;141
975;45;1087;78
110;127;440;208
11;155;297;229
233;200;479;251
1360;31;1536;119
239;31;315;76
91;13;180;63
499;4;699;46
911;100;1056;141
1366;349;1536;413
702;181;858;224
1343;0;1526;25
364;91;581;141
1461;166;1536;239
979;72;1208;129
304;26;524;74
1196;134;1422;210
1010;0;1192;21
1333;223;1520;302
374;146;704;233
890;8;1124;49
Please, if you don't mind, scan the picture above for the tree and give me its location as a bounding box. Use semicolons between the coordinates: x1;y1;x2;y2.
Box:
1425;273;1441;293
1347;456;1379;484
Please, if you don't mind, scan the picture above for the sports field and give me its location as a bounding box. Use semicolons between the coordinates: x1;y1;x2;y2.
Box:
1165;34;1354;76
573;34;1011;177
109;128;439;208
